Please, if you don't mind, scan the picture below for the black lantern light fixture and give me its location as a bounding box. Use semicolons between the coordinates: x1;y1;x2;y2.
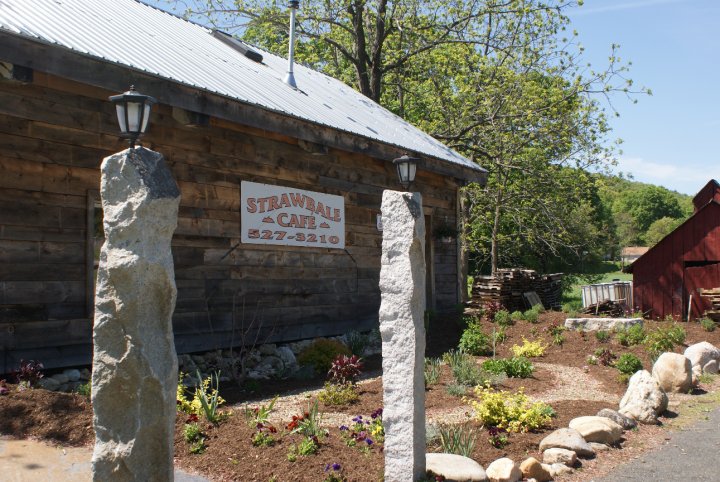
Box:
393;154;419;190
109;86;156;148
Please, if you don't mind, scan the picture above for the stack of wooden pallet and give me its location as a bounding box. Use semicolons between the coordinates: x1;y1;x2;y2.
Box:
699;288;720;322
469;269;563;311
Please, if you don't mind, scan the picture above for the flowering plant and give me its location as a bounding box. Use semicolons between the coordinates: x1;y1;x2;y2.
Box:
339;408;384;451
14;360;44;388
251;422;278;447
323;462;346;482
487;426;509;448
327;355;364;385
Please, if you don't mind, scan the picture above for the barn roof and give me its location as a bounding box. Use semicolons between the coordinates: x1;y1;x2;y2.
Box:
621;246;649;257
0;0;485;179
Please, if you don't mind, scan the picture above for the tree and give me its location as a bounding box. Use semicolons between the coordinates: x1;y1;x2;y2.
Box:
614;185;683;235
644;216;683;247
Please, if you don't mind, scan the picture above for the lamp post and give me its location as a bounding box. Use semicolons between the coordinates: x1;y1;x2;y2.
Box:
393;154;419;190
109;86;156;148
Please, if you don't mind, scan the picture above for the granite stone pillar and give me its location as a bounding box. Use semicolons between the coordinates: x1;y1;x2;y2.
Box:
379;190;426;482
91;147;181;481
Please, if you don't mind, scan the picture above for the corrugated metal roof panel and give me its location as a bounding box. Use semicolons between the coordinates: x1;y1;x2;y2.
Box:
0;0;482;172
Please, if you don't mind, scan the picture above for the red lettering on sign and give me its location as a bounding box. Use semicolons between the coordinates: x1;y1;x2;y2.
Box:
247;198;257;213
268;196;280;212
279;193;291;209
290;193;305;207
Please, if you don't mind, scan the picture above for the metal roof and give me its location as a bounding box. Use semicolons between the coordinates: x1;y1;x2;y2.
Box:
0;0;482;172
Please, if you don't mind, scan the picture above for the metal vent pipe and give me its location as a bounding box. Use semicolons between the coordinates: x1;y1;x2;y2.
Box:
284;0;299;88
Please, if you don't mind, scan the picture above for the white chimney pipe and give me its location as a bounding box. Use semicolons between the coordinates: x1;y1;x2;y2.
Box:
284;1;299;89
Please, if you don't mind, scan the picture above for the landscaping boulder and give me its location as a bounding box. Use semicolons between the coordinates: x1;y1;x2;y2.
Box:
538;428;595;457
589;442;611;452
51;373;69;385
486;458;521;482
596;408;637;430
652;352;693;393
426;453;488;482
519;457;552;482
548;463;573;477
568;416;623;445
619;370;668;424
684;342;720;376
63;369;81;382
542;448;577;466
38;377;60;391
277;346;298;370
564;317;642;332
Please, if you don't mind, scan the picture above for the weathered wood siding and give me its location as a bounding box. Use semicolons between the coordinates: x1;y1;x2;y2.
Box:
0;72;463;372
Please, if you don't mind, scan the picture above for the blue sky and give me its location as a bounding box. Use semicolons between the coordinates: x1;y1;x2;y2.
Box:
568;0;720;195
152;0;717;196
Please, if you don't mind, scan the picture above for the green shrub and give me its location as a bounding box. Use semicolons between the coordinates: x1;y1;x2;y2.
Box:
700;317;716;332
425;357;442;386
615;353;643;377
494;310;512;327
459;323;492;356
437;423;476;457
298;338;351;373
75;382;91;397
595;330;610;343
616;324;646;346
510;338;547;358
468;386;554;433
318;382;359;406
481;357;534;378
452;354;504;387
523;309;539;323
562;300;583;313
446;383;467;397
594;348;617;366
442;349;465;369
345;331;368;356
510;311;525;322
183;423;202;443
644;324;686;361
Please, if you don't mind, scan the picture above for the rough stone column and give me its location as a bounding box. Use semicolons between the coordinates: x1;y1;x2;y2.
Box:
379;190;426;482
92;147;181;482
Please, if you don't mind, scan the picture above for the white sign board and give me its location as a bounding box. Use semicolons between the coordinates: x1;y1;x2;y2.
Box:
241;181;345;249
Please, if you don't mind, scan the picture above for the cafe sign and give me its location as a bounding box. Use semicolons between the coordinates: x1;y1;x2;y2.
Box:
241;181;345;249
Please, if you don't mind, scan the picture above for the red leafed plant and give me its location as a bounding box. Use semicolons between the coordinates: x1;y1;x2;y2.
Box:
327;355;363;385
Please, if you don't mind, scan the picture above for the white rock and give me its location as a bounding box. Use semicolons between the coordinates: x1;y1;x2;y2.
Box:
486;458;521;482
539;428;594;457
652;352;693;393
519;457;552;482
91;148;180;481
549;463;573;477
564;317;642;332
596;408;637;430
380;190;426;482
569;416;623;445
51;373;69;384
684;342;720;376
589;442;611;452
276;346;297;369
619;370;668;424
703;359;718;374
542;448;577;466
426;453;488;481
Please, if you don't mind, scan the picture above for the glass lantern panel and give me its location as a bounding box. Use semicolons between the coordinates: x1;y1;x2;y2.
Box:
408;162;417;182
115;104;127;133
398;162;409;183
141;103;152;133
126;101;142;132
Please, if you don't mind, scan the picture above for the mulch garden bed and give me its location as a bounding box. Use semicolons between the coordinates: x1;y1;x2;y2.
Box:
3;309;720;481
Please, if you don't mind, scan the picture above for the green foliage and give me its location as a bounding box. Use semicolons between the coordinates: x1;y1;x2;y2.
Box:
510;311;525;322
75;382;91;397
183;423;202;443
468;386;554;433
615;353;643;377
177;371;227;424
446;383;467;397
244;396;278;427
290;400;324;438
644;324;686;360
644;217;683;246
437;423;476;457
494;310;512;327
252;427;277;447
595;330;611;343
613;184;684;245
345;331;368;356
442;349;466;369
700;317;716;332
481;357;534;378
594;348;617;366
491;326;508;345
424;357;442;386
296;437;319;455
523;309;539;324
615;324;647;346
451;353;504;387
510;338;547;358
318;382;359;406
298;339;351;373
189;438;206;455
459;323;492;356
546;323;566;346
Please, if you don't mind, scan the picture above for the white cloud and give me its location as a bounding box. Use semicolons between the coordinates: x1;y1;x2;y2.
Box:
571;0;685;16
615;157;714;195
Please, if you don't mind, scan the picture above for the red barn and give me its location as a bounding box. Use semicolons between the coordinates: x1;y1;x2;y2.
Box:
630;180;720;320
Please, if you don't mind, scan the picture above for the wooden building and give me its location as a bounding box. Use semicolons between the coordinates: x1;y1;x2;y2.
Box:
629;180;720;320
620;246;648;268
0;0;485;372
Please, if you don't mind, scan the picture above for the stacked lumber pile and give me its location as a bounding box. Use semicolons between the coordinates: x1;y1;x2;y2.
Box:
469;269;563;311
699;288;720;322
581;300;627;317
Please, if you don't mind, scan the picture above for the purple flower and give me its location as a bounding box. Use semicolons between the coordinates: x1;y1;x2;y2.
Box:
352;415;363;423
365;438;374;446
339;425;349;431
332;463;341;471
371;408;383;419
